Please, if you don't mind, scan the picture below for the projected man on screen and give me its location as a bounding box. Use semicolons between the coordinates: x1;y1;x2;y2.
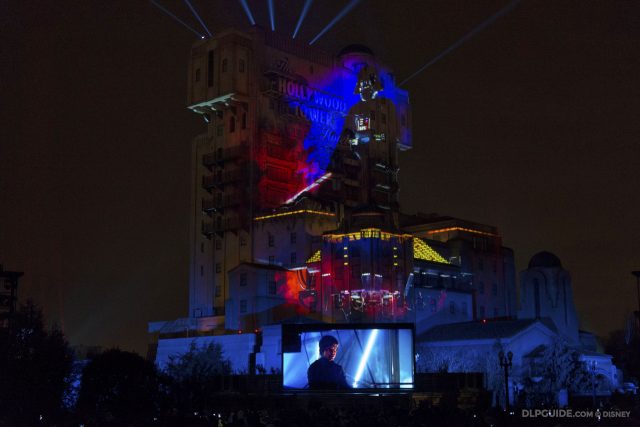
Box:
307;335;350;390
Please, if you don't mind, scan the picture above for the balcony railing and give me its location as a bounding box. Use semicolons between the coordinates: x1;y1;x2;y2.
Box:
202;217;242;235
202;146;247;168
202;170;243;190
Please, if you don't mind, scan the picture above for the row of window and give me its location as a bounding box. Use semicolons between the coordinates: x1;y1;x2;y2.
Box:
212;236;247;250
267;232;297;247
478;306;500;319
417;299;468;315
476;257;498;273
477;282;499;296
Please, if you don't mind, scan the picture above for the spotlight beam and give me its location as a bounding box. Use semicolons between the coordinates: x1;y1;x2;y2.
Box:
309;0;362;45
268;0;276;31
293;0;313;39
399;0;522;86
183;0;212;38
238;0;256;26
150;0;205;39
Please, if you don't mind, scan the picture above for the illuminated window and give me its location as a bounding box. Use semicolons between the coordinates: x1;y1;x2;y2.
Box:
290;252;297;264
239;59;245;72
492;282;498;296
240;272;247;287
215;263;221;273
240;299;247;313
268;234;274;247
222;58;227;72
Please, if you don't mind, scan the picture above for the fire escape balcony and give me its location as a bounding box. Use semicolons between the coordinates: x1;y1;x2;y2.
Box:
202;146;247;169
373;182;398;193
202;170;243;190
343;157;360;166
202;217;242;236
202;198;217;213
202;193;244;214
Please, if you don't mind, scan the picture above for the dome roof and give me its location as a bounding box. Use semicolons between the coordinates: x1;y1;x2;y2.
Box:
338;44;374;57
528;251;562;269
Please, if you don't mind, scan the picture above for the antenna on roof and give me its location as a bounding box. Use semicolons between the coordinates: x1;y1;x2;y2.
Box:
150;0;205;39
399;0;522;86
309;0;362;45
183;0;212;38
293;0;313;39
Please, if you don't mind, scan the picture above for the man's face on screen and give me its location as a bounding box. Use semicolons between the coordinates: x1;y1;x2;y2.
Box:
322;344;339;361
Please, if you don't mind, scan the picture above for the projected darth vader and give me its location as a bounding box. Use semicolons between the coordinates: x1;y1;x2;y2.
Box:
307;335;351;390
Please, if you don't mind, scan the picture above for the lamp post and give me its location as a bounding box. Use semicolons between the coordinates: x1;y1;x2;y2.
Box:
499;350;513;413
589;360;597;408
632;271;640;325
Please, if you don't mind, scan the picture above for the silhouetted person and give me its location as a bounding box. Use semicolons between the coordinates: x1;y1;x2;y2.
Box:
307;335;350;390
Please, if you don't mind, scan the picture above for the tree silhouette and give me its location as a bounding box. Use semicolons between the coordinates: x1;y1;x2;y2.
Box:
0;300;73;425
163;341;232;417
76;348;160;425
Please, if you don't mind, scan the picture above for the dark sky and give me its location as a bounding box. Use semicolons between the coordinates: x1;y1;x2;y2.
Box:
2;1;639;355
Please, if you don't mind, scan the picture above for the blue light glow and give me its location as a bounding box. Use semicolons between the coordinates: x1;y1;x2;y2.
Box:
352;329;378;387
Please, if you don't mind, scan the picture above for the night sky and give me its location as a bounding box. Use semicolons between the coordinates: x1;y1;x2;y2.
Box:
2;1;639;355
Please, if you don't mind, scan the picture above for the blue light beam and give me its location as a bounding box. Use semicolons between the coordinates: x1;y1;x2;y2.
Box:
399;0;522;86
309;0;362;45
238;0;257;26
150;0;205;39
353;329;379;388
183;0;212;38
293;0;313;39
268;0;276;31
